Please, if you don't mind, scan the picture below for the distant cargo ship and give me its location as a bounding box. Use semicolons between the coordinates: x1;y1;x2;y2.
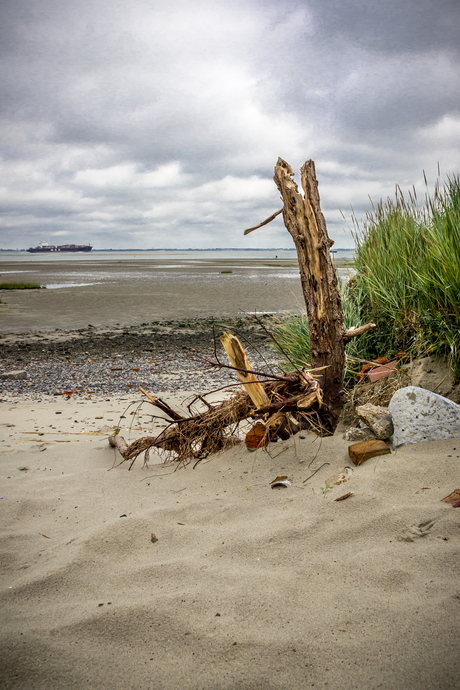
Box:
27;241;92;253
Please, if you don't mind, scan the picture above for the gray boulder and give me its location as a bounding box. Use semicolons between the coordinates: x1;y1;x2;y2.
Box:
388;386;460;447
356;403;394;440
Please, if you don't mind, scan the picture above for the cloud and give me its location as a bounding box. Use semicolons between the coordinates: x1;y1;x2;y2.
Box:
0;0;459;249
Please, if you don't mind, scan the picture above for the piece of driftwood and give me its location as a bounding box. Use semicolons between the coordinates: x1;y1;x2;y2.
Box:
274;159;343;430
108;157;375;467
244;208;283;235
220;331;270;408
272;158;374;431
108;355;324;468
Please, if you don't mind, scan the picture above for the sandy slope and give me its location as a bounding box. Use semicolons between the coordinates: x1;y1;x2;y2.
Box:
1;395;460;689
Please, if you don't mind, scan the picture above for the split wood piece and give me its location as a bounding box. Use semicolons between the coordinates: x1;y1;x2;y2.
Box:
348;439;391;466
221;330;312;444
220;331;270;409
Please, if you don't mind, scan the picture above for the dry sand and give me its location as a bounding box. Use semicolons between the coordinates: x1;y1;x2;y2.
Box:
1;255;459;688
1;393;460;689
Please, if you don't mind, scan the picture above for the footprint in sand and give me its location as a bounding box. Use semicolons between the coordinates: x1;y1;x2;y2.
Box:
398;517;438;542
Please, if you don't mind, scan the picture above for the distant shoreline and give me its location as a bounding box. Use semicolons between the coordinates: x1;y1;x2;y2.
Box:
0;247;355;253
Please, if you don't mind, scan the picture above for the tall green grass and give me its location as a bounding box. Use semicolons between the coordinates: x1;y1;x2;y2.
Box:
272;277;377;385
273;173;460;383
353;174;460;377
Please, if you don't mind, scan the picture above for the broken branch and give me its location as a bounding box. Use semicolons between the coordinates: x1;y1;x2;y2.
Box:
343;322;377;342
244;208;283;235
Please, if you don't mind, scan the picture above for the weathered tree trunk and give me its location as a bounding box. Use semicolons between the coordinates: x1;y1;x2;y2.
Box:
273;158;345;431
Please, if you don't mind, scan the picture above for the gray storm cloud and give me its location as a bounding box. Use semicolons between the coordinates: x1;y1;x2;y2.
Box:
0;0;459;249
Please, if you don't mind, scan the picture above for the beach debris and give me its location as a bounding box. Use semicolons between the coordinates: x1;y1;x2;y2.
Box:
368;360;398;382
441;489;460;507
39;532;51;539
109;354;323;467
348;439;391;465
343;426;377;442
389;386;460;447
245;422;270;450
325;466;354;486
356;357;389;382
270;475;292;489
356;403;394;440
0;370;27;380
334;491;354;501
107;158;376;468
356;358;399;383
150;533;159;543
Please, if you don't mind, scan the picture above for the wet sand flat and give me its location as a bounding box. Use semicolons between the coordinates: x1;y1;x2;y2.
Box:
0;254;352;333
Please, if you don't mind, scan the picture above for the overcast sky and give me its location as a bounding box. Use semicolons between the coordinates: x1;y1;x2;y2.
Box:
1;0;459;250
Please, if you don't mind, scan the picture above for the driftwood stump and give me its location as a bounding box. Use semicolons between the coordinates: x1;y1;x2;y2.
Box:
273;158;345;431
248;158;374;432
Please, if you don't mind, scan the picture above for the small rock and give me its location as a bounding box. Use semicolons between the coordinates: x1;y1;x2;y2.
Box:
356;403;394;440
348;439;391;465
0;370;27;380
389;386;460;447
343;426;377;442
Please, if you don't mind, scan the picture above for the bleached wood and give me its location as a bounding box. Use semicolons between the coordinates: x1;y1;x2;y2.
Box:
220;331;271;409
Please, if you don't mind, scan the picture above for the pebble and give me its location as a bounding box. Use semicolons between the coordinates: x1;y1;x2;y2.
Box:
0;318;280;400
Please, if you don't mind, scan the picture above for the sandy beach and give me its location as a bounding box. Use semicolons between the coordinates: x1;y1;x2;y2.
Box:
1;253;460;689
1;394;460;689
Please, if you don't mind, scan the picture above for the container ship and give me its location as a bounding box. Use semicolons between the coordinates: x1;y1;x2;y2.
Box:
27;241;92;253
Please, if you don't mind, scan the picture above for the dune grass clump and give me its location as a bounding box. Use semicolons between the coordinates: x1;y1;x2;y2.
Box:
0;282;44;290
352;174;460;378
273;173;460;383
271;278;376;386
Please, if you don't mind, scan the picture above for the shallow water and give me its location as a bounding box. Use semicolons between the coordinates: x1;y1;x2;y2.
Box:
0;251;355;333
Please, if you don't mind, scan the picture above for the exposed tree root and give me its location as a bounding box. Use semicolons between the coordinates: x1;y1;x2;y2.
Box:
108;158;375;469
